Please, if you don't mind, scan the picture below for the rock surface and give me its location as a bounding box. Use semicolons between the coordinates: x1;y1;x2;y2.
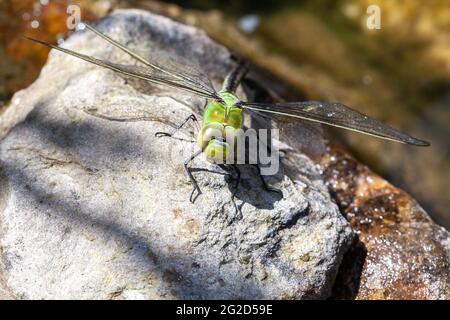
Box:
322;149;450;300
136;3;450;299
134;0;450;230
0;10;354;299
133;1;450;299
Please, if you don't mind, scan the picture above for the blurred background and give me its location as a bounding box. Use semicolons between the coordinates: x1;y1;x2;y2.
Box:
0;0;449;229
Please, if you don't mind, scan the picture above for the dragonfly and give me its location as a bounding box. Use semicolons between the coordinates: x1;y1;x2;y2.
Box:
25;23;430;202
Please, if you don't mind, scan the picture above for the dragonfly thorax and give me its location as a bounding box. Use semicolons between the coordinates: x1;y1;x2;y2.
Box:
197;91;243;163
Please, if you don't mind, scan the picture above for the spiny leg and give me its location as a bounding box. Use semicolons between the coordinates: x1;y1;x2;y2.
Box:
155;114;198;138
230;165;242;215
253;164;283;196
184;150;203;203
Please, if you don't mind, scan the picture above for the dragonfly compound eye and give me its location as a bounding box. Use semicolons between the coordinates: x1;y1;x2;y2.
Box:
197;122;225;150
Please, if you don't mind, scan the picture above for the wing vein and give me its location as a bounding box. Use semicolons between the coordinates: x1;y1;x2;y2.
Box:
242;101;429;146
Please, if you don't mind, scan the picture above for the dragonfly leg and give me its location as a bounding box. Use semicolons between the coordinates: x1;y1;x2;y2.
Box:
230;165;242;217
184;150;203;203
253;164;283;196
155;114;198;138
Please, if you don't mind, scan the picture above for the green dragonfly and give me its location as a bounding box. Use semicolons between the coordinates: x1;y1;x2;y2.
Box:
25;23;430;202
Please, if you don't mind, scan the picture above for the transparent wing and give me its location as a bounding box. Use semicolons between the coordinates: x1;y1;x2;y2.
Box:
24;35;215;98
132;46;215;95
84;23;218;99
24;29;219;100
241;101;430;146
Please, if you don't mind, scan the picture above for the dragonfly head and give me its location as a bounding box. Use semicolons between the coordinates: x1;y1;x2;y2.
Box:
197;123;240;164
198;123;230;163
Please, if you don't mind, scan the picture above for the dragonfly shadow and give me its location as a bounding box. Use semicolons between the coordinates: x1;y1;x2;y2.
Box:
229;165;284;211
157;135;195;143
8;98;160;171
192;164;284;210
188;164;283;210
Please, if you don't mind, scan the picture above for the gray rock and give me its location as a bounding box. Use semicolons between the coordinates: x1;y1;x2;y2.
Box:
0;9;353;299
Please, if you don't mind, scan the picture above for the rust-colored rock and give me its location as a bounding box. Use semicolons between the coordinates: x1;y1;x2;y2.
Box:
0;0;107;110
322;148;450;300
